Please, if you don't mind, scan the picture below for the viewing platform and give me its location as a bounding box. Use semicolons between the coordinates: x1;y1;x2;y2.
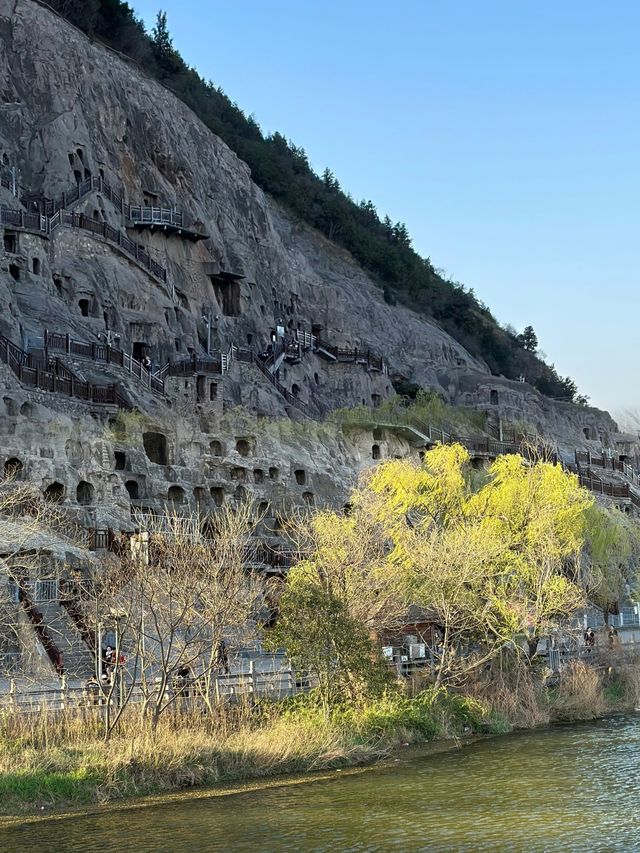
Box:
126;206;208;241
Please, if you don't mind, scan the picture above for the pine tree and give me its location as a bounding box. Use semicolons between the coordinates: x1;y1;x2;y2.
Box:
152;10;173;54
518;325;538;352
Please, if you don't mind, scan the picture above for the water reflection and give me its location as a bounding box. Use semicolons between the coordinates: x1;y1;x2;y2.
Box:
3;716;639;852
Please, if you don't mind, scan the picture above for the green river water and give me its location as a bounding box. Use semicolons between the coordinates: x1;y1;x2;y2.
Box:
2;715;640;852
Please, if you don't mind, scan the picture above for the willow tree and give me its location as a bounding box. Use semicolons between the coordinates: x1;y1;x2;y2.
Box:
466;453;593;658
370;446;595;664
583;505;640;621
272;444;633;695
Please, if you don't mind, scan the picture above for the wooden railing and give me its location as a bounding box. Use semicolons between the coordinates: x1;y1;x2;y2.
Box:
23;176;124;218
459;436;523;457
8;173;169;285
0;334;130;410
575;450;640;487
87;529;108;551
24;176;184;232
48;211;167;282
165;356;222;378
238;348;308;412
575;472;640;506
3;198;168;285
43;330;165;395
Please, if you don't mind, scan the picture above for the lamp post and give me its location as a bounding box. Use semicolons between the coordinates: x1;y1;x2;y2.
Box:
202;311;211;356
110;609;127;708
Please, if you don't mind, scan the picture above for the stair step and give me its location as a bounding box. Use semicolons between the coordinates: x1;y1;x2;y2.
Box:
317;347;337;361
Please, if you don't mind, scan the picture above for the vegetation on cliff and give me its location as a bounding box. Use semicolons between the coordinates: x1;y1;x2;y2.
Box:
42;0;582;400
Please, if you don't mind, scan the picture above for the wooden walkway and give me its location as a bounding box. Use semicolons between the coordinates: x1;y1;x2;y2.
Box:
43;330;164;396
0;204;170;288
0;334;130;409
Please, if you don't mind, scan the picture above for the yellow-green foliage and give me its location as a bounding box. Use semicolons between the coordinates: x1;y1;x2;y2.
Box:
584;505;640;608
274;444;634;696
366;446;596;650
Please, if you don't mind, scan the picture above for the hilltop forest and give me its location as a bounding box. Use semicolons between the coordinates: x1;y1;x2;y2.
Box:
45;0;582;402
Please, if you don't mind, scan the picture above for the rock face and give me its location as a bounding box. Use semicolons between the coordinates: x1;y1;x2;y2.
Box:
0;0;636;548
1;0;481;391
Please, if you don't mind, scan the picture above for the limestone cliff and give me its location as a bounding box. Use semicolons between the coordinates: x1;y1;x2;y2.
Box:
0;0;635;544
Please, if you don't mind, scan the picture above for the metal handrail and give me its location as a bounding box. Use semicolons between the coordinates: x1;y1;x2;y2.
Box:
128;206;184;227
0;334;130;410
44;330;165;396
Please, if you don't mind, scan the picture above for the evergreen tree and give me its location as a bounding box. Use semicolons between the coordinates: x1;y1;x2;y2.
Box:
518;325;538;352
152;10;172;54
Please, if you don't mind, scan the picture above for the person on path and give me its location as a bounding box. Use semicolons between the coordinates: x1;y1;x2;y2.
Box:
216;639;229;674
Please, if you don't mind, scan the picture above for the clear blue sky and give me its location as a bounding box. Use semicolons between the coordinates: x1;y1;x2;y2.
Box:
133;0;639;417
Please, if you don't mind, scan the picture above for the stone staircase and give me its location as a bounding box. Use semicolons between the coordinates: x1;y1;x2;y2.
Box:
0;333;131;409
37;599;95;679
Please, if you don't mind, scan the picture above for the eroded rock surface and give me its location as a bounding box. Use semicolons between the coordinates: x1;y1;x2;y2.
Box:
0;0;635;540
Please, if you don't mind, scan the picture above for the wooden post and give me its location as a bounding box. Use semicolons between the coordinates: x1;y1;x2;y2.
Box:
61;674;68;711
9;678;16;713
249;660;258;697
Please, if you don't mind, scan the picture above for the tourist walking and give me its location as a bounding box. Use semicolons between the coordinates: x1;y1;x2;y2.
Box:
215;639;229;674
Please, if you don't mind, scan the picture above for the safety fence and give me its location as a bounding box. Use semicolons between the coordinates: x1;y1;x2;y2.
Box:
0;334;130;409
0;662;313;712
43;330;165;395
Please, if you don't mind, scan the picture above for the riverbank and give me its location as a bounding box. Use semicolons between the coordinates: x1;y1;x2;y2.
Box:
6;716;640;852
1;659;638;817
0;737;471;830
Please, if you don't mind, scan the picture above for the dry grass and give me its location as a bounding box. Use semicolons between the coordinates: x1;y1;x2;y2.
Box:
4;657;640;815
467;654;640;729
466;660;549;730
615;660;640;707
549;660;607;721
0;703;377;814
